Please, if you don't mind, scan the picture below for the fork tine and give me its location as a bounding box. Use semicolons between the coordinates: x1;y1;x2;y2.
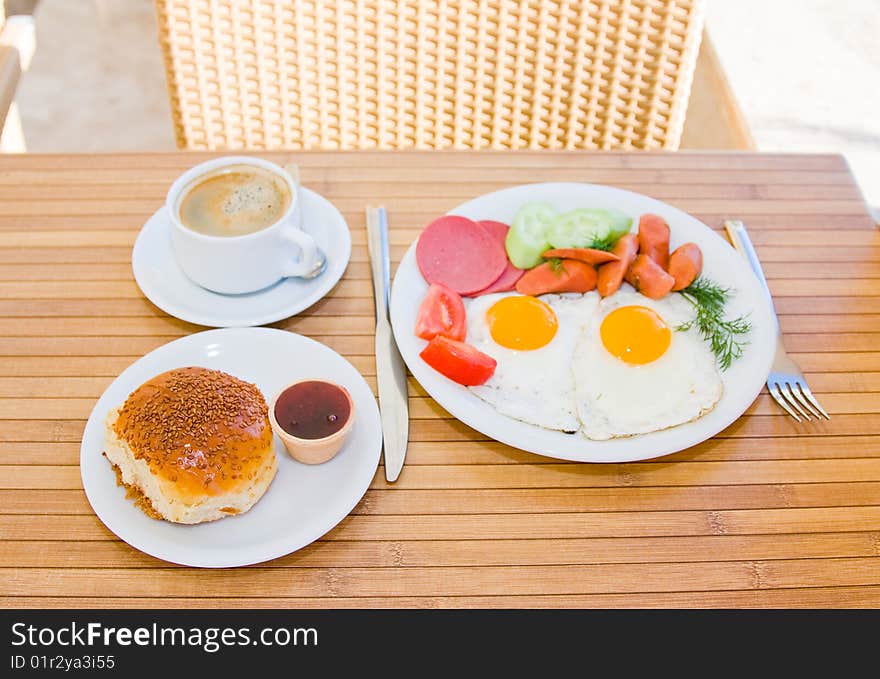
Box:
789;382;822;420
780;383;812;420
798;383;831;420
769;383;801;422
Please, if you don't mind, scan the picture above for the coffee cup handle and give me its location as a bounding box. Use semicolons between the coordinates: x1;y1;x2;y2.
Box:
280;163;323;278
280;226;320;277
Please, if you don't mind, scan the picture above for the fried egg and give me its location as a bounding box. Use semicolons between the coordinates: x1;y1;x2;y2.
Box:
466;291;599;432
573;286;723;440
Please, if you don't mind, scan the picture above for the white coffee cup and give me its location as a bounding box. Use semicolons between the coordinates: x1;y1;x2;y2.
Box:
166;156;322;294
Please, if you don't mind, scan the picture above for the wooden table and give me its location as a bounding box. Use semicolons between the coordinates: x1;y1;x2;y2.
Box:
1;151;878;608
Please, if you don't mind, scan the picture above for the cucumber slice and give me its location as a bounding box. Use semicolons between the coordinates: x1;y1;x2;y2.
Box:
600;208;634;241
547;209;610;249
547;208;633;250
505;228;543;269
506;201;558;268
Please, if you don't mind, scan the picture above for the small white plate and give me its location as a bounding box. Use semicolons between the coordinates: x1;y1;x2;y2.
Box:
80;327;381;568
390;182;777;463
132;187;351;328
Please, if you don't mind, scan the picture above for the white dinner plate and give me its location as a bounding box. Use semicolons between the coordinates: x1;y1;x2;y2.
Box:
132;187;351;328
390;182;777;463
80;327;382;568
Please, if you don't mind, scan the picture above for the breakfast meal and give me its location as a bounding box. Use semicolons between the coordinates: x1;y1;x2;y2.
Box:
413;204;751;440
178;162;292;237
269;379;355;464
103;366;277;523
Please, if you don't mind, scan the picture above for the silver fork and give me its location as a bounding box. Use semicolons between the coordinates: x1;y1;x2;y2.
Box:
724;220;830;422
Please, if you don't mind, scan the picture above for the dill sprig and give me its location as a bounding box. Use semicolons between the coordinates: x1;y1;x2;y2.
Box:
588;234;617;252
547;257;565;273
677;277;751;371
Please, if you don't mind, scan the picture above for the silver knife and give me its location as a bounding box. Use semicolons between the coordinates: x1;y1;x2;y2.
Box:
365;206;409;482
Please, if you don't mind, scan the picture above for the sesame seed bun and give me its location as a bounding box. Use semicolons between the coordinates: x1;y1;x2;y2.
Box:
103;367;277;524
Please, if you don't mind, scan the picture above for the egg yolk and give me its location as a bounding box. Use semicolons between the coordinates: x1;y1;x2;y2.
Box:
486;296;558;350
600;305;671;365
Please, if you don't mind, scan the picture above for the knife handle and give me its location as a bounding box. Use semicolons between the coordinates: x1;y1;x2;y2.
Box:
366;206;391;321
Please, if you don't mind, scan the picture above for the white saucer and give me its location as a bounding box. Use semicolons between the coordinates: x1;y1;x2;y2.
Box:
132;187;351;327
80;327;382;568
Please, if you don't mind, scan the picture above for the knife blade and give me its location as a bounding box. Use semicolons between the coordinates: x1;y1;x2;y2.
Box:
365;206;409;482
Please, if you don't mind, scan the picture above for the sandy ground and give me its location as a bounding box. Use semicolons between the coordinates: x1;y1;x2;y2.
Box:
9;0;880;212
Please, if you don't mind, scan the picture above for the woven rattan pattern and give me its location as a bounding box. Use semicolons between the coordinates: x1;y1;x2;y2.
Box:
156;0;704;151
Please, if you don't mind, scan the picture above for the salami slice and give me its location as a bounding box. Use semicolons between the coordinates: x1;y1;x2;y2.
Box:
469;220;524;295
416;216;507;295
472;262;525;295
476;220;511;243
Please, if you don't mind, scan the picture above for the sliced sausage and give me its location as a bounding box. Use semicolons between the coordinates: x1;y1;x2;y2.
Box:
638;214;670;269
625;254;675;299
668;242;703;291
596;233;639;297
515;259;597;296
542;247;620;265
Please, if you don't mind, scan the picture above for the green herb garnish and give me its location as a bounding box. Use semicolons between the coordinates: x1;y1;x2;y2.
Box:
547;257;565;273
587;235;617;252
677;277;751;371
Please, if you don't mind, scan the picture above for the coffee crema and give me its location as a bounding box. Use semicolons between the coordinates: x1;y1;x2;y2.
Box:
178;164;292;237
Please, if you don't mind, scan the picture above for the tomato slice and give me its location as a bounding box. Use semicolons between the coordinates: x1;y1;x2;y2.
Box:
414;283;467;342
419;336;496;386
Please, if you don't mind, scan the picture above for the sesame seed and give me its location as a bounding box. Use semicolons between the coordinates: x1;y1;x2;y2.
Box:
113;367;271;488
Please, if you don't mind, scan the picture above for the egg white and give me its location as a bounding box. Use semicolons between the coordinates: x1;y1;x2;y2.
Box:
465;291;600;432
573;286;723;440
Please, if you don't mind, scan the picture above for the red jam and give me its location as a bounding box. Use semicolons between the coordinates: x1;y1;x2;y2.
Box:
274;380;351;440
